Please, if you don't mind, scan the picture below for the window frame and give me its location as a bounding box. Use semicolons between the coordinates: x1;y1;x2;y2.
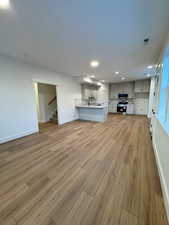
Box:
157;48;169;135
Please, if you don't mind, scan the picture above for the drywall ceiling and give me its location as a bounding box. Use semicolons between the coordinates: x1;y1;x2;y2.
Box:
0;0;169;82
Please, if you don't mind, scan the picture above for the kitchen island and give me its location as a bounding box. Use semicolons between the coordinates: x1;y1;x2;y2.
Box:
76;105;108;122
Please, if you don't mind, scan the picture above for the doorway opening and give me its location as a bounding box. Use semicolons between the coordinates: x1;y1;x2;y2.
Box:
34;82;58;132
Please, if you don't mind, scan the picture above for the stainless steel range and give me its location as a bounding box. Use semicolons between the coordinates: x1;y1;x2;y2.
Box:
117;94;128;114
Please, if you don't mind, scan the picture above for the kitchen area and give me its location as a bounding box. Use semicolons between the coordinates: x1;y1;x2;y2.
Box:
76;83;109;122
76;79;150;122
109;79;150;115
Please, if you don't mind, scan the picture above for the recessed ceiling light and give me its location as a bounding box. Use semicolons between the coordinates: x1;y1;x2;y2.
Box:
90;60;99;68
0;0;10;9
147;65;153;69
115;71;119;74
97;82;102;86
90;75;95;78
121;77;125;80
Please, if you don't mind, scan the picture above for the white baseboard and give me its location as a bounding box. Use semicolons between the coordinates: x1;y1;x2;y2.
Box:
0;129;39;144
152;139;169;222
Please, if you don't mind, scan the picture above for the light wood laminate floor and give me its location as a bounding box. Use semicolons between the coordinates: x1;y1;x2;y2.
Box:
0;115;168;225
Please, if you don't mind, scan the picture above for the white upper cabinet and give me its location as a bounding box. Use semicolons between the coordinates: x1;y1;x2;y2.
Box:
82;84;99;100
91;90;98;99
83;88;91;99
83;88;98;99
134;80;150;93
110;83;119;99
123;82;134;98
110;82;134;99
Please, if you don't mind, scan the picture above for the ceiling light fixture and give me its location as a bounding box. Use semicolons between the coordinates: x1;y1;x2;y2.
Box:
147;65;153;69
0;0;10;9
97;82;102;86
83;77;92;83
121;77;125;80
90;60;99;68
90;75;95;78
115;71;119;74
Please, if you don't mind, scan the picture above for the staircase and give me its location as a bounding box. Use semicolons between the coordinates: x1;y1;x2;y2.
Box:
48;96;58;123
50;110;58;123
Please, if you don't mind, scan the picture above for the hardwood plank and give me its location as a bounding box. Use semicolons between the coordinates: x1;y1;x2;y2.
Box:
119;210;138;225
0;115;168;225
61;191;92;225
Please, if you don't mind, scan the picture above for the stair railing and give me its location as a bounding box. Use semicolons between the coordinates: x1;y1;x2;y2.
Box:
48;96;56;105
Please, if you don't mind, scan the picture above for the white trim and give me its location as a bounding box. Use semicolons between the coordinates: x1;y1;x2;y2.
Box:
152;138;169;222
0;129;39;144
32;80;61;125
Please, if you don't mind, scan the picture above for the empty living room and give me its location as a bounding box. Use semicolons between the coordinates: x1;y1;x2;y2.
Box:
0;0;169;225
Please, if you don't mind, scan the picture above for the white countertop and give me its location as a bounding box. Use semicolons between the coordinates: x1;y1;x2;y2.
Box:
76;105;106;109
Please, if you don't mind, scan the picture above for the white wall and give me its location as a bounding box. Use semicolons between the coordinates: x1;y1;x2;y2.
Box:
152;119;169;221
151;32;169;221
148;77;155;118
0;56;81;143
97;83;109;106
38;83;57;123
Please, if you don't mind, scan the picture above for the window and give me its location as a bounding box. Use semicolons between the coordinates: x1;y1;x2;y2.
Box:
158;48;169;134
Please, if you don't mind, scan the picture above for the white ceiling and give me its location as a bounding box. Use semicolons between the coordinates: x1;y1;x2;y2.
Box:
0;0;169;82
